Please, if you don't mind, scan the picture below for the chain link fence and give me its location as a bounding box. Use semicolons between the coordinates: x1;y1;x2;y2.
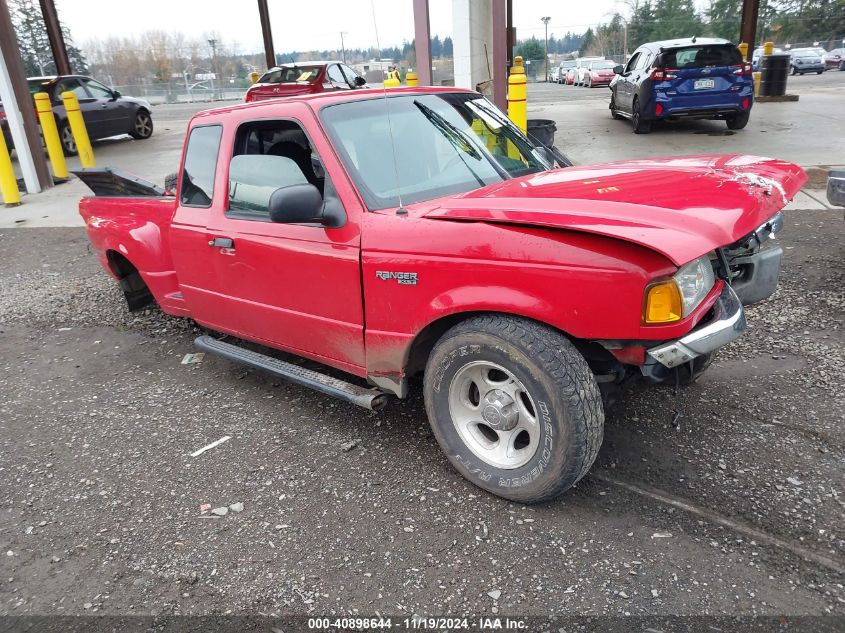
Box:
112;83;247;105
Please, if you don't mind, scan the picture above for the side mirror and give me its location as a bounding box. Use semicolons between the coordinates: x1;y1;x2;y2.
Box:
269;183;327;225
354;76;367;87
111;90;121;99
613;65;624;75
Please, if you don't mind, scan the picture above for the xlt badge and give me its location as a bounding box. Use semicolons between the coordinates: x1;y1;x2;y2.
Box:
376;271;418;285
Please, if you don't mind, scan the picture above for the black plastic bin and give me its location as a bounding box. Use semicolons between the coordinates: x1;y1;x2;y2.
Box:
759;53;791;97
527;119;557;147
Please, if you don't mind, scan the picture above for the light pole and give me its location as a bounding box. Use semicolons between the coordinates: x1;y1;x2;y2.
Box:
541;16;551;82
340;32;348;64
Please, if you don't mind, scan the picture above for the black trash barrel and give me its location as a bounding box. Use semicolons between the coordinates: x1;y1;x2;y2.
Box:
759;53;790;97
527;119;556;147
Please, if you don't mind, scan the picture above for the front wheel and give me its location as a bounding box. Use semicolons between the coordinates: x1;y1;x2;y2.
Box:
129;110;154;139
423;315;604;503
726;111;750;130
816;70;823;75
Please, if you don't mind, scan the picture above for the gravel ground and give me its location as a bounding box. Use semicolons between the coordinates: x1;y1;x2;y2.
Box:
0;211;842;624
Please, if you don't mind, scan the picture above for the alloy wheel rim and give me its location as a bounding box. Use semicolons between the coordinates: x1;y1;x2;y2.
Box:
447;361;540;470
62;126;75;152
135;114;151;137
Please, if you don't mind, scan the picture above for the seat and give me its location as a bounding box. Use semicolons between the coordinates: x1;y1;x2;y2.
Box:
267;141;318;184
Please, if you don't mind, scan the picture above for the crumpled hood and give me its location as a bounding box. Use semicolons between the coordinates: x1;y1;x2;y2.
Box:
424;155;806;265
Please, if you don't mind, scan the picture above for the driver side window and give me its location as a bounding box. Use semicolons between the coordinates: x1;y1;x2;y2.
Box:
326;64;350;89
624;53;641;74
227;119;327;220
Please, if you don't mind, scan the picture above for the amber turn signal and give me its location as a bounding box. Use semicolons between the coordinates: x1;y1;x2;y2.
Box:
643;280;683;324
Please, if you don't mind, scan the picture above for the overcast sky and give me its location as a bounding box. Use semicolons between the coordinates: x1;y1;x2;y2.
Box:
60;0;646;53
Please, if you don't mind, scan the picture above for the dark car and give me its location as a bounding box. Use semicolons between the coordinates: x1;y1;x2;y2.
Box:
0;75;153;156
789;48;825;74
823;48;845;70
609;37;753;134
244;61;367;102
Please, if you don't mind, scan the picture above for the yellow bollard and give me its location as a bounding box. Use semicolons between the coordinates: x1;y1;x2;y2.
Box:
0;129;21;206
763;41;774;56
507;56;527;133
738;42;749;61
384;75;401;88
34;92;68;181
753;71;762;97
406;71;418;87
250;71;260;84
60;91;95;167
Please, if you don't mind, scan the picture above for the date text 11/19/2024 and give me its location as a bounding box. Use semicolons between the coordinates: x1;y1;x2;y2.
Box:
307;616;528;630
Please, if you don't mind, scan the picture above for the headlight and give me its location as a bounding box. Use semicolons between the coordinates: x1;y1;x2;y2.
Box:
643;255;716;324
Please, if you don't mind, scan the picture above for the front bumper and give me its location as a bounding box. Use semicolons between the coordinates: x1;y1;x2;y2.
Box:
646;284;746;369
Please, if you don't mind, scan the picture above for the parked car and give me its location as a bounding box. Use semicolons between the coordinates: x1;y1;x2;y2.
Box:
583;60;617;87
565;67;577;85
574;56;606;86
549;66;562;83
0;75;153;156
823;48;845;70
751;46;784;71
245;61;367;102
557;60;576;84
609;38;754;134
789;48;825;75
75;86;804;503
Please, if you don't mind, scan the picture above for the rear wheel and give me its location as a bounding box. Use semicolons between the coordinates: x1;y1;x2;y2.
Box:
59;120;77;156
423;315;604;503
632;97;651;134
816;70;823;75
726;111;750;130
129;110;153;140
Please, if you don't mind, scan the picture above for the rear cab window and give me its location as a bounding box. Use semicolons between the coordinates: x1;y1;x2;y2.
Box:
660;45;742;68
259;66;323;84
180;125;223;207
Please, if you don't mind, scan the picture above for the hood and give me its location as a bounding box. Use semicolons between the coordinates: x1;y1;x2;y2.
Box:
423;155;805;266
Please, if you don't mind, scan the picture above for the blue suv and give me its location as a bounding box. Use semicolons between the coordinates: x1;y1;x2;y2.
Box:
609;38;754;134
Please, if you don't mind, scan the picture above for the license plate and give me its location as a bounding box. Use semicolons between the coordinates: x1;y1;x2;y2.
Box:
694;79;715;90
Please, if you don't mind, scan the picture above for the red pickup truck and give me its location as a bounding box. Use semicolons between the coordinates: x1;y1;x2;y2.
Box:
77;87;805;503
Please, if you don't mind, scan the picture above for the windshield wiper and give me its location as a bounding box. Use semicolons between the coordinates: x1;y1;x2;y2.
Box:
413;100;482;160
413;99;509;186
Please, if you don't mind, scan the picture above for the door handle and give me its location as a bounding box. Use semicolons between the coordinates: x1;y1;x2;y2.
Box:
208;237;234;249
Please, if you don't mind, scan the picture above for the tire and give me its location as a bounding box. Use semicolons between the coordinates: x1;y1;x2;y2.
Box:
726;111;750;130
816;70;823;75
840;61;845;71
129;109;154;140
423;315;604;503
632;97;651;134
58;120;77;156
791;66;797;75
609;93;624;120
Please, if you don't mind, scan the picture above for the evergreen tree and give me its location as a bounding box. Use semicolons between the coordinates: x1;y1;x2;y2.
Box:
9;0;88;75
516;36;545;61
579;28;595;57
652;0;703;40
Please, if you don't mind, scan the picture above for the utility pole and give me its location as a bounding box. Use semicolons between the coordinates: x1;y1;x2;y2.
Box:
541;16;551;82
207;38;218;99
340;31;347;64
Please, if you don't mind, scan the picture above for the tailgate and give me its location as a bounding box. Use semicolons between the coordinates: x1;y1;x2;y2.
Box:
72;167;165;197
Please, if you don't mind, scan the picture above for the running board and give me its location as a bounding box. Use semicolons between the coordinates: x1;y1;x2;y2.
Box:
194;335;389;411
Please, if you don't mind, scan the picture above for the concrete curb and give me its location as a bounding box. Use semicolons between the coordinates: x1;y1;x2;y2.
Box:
756;94;800;102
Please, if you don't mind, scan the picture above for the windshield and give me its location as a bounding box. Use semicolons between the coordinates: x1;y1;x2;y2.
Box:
661;45;742;68
259;66;322;84
590;61;615;70
320;93;550;210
